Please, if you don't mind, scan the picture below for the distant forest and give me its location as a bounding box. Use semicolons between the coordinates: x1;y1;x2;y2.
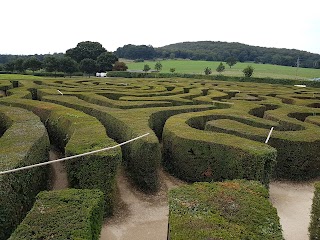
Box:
115;41;320;69
1;41;320;69
0;53;64;65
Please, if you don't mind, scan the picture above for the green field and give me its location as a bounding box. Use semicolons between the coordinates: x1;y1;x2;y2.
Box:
126;59;320;80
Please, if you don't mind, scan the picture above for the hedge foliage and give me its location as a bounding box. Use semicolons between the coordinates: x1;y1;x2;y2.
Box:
9;189;104;240
168;180;283;240
0;106;50;240
39;92;215;191
204;102;320;180
0;96;121;216
163;108;277;186
309;182;320;239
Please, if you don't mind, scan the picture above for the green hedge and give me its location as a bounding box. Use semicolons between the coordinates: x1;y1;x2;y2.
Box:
71;92;173;109
39;95;160;192
168;180;283;240
204;102;320;180
0;106;50;240
9;189;104;240
48;111;121;216
40;94;215;191
0;97;121;216
309;182;320;239
162;108;277;186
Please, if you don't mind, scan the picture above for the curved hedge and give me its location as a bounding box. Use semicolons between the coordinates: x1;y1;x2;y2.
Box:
0;97;121;216
39;93;216;191
9;189;104;240
208;102;320;180
163;108;277;186
168;180;283;240
0;106;50;240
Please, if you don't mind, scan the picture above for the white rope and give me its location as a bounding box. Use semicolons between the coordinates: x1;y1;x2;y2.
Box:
265;127;274;143
0;133;150;175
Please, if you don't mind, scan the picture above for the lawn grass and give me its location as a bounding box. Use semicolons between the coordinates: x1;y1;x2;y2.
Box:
0;74;42;80
126;59;320;80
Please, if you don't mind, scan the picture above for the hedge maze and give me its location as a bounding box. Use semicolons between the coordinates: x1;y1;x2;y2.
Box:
1;75;320;238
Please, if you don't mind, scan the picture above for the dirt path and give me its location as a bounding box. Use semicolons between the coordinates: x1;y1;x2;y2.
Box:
100;169;185;240
49;147;69;190
99;167;316;240
269;181;316;240
0;90;6;97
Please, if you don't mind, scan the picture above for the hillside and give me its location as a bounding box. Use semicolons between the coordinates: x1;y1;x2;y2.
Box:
157;41;320;69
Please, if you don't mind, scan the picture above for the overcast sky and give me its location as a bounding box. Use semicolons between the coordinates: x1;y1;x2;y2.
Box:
1;0;319;55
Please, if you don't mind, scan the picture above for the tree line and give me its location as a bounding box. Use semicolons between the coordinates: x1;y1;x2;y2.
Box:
2;40;320;73
115;41;320;69
0;41;127;77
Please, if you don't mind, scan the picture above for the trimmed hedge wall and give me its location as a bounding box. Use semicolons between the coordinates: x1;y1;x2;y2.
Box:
40;94;216;191
204;102;320;180
39;94;161;192
0;97;121;216
9;189;104;240
168;180;283;240
309;182;320;239
163;108;277;186
0;106;50;240
76;92;172;109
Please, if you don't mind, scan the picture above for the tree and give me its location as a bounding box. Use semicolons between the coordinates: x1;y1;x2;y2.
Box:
243;65;254;77
66;41;107;62
170;68;176;73
143;64;150;72
79;58;97;77
112;61;128;71
169;53;175;59
216;62;225;73
4;61;15;72
44;55;60;76
226;57;237;68
154;61;162;72
14;58;26;73
23;57;42;73
59;57;79;77
204;67;212;75
115;44;156;60
96;52;118;72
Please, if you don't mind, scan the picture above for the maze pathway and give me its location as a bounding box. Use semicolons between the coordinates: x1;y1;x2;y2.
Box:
2;76;320;239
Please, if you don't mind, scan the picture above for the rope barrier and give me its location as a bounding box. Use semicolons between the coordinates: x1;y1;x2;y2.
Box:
265;127;274;143
0;133;149;175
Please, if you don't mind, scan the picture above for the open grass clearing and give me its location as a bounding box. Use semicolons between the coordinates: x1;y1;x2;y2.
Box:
126;59;320;80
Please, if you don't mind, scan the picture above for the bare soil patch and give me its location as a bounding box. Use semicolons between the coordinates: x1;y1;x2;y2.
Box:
269;180;316;240
49;146;69;190
100;168;185;240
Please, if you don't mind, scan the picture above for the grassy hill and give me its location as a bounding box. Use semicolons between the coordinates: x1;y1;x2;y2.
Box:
157;41;320;69
126;59;320;80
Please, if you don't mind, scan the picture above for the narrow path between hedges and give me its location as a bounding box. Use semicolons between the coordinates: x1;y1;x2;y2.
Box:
100;168;185;240
269;180;316;240
48;145;316;240
49;146;69;190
